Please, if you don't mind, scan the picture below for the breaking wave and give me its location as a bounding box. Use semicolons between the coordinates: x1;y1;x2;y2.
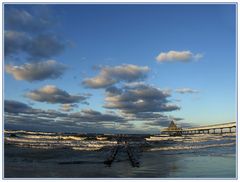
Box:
4;130;236;153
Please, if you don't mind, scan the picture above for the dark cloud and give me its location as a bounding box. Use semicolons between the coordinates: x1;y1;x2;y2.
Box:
133;112;169;120
145;120;172;127
26;34;65;60
4;32;65;60
104;83;180;114
4;100;127;133
82;64;150;88
5;60;67;82
26;85;90;104
127;112;183;127
105;86;123;96
4;7;53;33
4;7;66;60
69;109;125;123
5;100;68;117
5;114;55;126
35;109;68;118
4;100;186;133
4;100;32;113
4;30;30;56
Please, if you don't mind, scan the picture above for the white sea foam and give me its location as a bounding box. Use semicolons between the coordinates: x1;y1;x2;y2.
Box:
4;130;56;135
4;130;236;152
59;136;87;140
146;134;236;143
5;133;118;151
149;142;235;151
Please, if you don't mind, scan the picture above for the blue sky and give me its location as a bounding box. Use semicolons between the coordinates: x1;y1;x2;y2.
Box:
4;4;236;133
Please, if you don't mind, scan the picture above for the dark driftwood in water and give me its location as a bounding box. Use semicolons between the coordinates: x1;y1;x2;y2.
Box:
104;146;119;166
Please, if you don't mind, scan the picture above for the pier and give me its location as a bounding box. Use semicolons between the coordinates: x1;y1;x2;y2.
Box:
161;121;236;135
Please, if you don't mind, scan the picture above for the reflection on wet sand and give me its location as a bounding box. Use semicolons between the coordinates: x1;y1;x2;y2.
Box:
4;130;236;178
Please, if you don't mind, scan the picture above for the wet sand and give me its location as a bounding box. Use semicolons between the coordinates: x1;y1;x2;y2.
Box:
4;144;236;178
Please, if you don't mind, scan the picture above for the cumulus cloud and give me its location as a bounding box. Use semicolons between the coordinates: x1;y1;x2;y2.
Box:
5;7;53;33
82;64;150;88
4;100;32;113
4;100;74;131
175;88;199;94
156;50;203;62
26;85;90;104
70;109;125;123
5;60;67;82
4;100;67;118
4;31;65;60
26;34;65;60
104;83;180;114
4;30;30;56
4;7;65;60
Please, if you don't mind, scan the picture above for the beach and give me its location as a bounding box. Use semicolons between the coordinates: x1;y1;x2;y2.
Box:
4;131;236;178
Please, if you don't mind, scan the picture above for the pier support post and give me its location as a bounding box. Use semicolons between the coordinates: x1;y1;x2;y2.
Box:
213;129;215;134
220;128;223;134
229;128;232;133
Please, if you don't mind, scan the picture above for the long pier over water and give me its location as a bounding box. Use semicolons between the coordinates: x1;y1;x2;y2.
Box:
161;121;236;135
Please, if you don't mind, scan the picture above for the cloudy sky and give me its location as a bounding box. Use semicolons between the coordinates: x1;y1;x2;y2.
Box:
4;4;236;133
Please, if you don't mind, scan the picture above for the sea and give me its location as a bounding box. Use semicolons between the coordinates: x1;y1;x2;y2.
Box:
4;130;236;178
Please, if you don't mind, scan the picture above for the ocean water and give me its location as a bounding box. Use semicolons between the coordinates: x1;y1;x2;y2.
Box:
4;130;236;178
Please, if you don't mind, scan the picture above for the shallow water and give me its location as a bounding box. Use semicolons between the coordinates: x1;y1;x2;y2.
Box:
4;130;236;178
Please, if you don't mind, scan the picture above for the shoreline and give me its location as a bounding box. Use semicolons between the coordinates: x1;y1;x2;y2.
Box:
4;143;236;178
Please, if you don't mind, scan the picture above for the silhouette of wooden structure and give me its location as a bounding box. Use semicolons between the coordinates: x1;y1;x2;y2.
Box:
161;121;182;136
104;140;140;167
104;146;119;166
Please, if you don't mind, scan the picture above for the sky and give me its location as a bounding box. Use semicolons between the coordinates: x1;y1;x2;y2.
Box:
4;4;236;134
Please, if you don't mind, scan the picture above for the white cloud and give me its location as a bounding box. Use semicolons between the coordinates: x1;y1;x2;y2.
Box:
156;50;203;62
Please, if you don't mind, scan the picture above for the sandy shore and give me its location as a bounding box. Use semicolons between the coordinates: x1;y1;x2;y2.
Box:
4;144;236;178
